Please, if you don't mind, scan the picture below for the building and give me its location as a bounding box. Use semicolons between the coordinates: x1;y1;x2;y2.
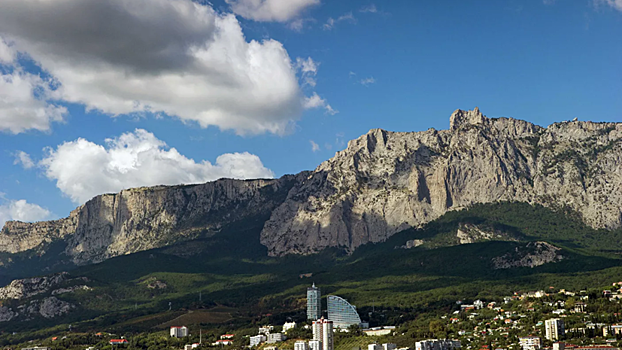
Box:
259;326;274;335
265;347;278;350
545;319;565;341
267;333;286;344
312;318;334;350
383;344;397;350
518;337;541;350
308;284;322;320
220;334;235;339
250;335;267;347
553;343;565;350
309;340;322;350
283;322;297;333
611;324;622;335
369;344;382;350
363;327;394;336
212;340;232;346
109;340;129;346
415;340;461;350
327;295;362;329
295;341;309;350
171;326;189;338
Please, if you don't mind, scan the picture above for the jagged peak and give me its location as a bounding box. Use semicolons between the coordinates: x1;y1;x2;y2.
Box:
449;107;486;130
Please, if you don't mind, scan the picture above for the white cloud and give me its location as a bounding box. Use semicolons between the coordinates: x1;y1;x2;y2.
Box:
0;37;15;63
303;92;337;115
310;140;320;152
0;68;68;134
360;77;376;86
13;151;35;169
360;4;378;13
324;12;356;30
226;0;320;22
40;129;275;204
296;57;319;87
0;0;325;135
598;0;622;11
0;199;52;228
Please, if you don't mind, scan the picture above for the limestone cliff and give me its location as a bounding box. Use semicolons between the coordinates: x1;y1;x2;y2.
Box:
0;175;303;264
260;108;622;255
2;108;621;262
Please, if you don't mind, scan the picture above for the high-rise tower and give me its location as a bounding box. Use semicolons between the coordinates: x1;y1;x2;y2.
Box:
312;318;333;350
307;283;321;320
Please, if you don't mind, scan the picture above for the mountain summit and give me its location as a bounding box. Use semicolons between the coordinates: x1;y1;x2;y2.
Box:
2;109;621;263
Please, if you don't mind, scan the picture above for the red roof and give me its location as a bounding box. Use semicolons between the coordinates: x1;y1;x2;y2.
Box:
110;339;128;344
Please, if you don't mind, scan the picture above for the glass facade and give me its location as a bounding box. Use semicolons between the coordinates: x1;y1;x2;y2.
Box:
327;295;362;328
307;284;322;320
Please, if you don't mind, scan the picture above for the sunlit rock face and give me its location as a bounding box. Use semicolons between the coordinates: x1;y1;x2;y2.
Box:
260;108;622;256
2;108;622;261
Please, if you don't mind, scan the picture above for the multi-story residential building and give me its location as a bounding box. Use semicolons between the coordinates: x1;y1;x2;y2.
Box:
267;333;286;344
309;340;322;350
415;340;461;350
327;295;362;329
368;344;382;350
308;284;322;320
518;336;541;350
312;318;334;350
545;319;565;341
170;326;189;338
295;341;309;350
612;324;622;335
250;335;266;347
553;342;565;350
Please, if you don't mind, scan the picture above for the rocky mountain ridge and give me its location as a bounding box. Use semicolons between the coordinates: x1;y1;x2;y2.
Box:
1;108;621;263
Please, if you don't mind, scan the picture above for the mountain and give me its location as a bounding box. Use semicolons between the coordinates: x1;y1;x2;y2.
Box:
1;108;621;265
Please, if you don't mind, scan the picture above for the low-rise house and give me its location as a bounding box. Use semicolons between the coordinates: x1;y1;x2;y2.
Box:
518;336;541;350
220;335;234;340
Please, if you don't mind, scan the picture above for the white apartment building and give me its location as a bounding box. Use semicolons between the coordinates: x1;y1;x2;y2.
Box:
383;344;397;350
519;336;541;350
170;326;189;338
295;341;309;350
545;319;565;341
312;318;334;350
267;333;286;344
309;340;322;350
283;322;297;333
369;344;382;350
250;335;266;347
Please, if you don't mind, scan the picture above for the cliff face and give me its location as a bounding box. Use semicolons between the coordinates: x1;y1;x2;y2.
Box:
0;175;303;264
2;108;621;262
260;108;622;256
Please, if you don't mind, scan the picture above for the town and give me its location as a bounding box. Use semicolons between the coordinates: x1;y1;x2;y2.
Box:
8;282;622;350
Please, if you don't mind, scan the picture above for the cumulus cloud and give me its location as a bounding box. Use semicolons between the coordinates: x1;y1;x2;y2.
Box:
226;0;320;22
324;12;356;30
303;92;338;115
14;151;35;169
0;37;67;134
310;140;320;152
0;0;328;135
40;129;275;204
0;199;52;228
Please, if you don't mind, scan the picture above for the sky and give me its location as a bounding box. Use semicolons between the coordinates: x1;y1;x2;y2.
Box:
0;0;621;225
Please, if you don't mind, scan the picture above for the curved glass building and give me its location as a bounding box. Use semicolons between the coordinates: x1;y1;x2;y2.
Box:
327;295;362;328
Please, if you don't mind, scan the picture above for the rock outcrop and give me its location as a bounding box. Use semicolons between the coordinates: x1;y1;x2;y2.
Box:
492;241;563;269
1;108;621;261
260;108;622;255
0;175;303;264
0;272;69;300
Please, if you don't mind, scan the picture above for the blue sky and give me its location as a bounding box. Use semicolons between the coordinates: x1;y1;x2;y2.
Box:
0;0;621;224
